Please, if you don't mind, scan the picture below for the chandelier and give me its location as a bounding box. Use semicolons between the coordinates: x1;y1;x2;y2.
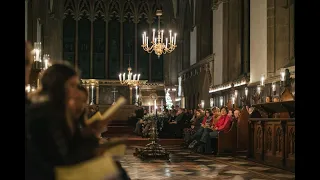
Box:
141;10;177;57
33;42;51;70
119;66;141;86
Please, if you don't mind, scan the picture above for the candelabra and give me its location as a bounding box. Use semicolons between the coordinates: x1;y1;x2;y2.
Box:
134;111;170;159
141;10;177;57
119;66;141;87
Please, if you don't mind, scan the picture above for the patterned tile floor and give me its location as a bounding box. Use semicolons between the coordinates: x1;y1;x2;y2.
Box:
120;145;295;180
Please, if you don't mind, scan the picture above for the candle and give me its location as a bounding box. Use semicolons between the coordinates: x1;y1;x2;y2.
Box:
272;83;276;91
257;86;261;94
260;75;265;86
26;84;31;93
154;99;157;113
133;74;136;81
91;85;94;104
165;38;168;48
137;74;140;81
201;100;204;108
232;97;235;105
169;30;172;43
161;30;164;43
174;33;177;45
119;74;122;81
142;33;145;44
146;36;148;47
220;97;223;107
122;73;125;81
210;98;214;108
148;102;151;114
245;87;248;97
235;90;238;98
152;29;155;42
280;71;285;81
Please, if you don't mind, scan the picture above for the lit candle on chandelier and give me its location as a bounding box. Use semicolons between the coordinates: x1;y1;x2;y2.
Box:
146;36;149;47
137;74;140;81
169;30;172;43
260;74;265;86
280;70;285;81
161;30;164;43
152;29;155;42
232;96;235;105
122;73;125;81
133;74;136;81
174;33;177;45
119;74;122;81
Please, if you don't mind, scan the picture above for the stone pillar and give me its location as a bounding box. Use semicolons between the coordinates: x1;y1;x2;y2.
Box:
212;3;224;85
250;0;267;83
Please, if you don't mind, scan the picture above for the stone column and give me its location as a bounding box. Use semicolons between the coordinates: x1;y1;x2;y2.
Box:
212;2;224;86
250;0;267;83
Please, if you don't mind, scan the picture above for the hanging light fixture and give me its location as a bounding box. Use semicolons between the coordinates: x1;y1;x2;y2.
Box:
119;56;141;86
141;10;177;57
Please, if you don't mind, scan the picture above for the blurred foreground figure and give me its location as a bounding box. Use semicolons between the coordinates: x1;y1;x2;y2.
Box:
25;62;127;180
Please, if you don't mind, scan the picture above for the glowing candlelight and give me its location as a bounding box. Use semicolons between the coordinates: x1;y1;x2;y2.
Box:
201;100;205;108
272;82;276;92
245;87;248;97
260;74;265;86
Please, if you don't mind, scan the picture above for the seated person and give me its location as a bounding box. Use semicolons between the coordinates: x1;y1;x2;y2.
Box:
202;106;232;154
183;109;204;145
167;108;186;138
188;109;214;148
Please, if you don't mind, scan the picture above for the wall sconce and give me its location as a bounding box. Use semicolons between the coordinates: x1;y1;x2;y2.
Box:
272;82;276;95
201;100;205;108
210;98;214;108
220;96;223;107
280;69;285;82
245;87;248;97
260;74;265;86
257;86;261;95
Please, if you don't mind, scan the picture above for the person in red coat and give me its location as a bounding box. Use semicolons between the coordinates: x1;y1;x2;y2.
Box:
203;106;232;154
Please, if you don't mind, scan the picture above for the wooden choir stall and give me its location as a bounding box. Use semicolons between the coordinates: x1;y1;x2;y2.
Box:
248;87;295;172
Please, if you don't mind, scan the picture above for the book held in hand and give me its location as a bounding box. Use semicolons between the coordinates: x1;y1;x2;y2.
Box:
86;97;126;125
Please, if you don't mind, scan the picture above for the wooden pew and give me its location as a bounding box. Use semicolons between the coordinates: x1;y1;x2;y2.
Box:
211;121;237;156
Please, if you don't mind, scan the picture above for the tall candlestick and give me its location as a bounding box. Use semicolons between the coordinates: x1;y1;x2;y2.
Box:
91;85;94;104
169;30;172;43
146;37;148;47
137;74;140;81
119;74;122;81
174;33;177;45
148;102;151;114
122;73;125;81
152;29;155;42
154;99;157;114
165;38;168;48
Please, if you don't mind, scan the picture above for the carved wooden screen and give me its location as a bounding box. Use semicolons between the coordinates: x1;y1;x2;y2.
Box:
93;1;106;79
151;16;164;81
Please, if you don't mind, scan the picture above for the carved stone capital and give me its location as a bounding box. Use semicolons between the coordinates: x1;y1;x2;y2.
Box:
212;0;228;10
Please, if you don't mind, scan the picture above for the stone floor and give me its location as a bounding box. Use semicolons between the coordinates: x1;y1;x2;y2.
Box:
120;145;295;180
